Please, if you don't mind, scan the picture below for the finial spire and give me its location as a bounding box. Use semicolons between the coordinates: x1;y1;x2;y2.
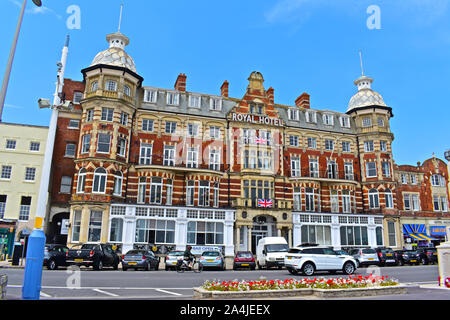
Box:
118;3;124;33
359;50;364;76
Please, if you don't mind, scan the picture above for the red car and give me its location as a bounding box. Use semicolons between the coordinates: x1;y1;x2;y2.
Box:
233;251;256;270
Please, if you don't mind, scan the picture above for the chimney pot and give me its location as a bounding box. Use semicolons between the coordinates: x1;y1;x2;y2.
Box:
221;80;229;97
295;92;310;109
174;73;187;92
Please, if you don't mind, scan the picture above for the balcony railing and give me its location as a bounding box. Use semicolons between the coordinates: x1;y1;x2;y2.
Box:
135;154;227;172
289;169;359;182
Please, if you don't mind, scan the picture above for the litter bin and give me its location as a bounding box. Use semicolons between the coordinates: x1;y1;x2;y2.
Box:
0;275;7;300
12;245;23;266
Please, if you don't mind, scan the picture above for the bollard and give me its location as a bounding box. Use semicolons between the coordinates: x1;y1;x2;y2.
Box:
0;274;7;300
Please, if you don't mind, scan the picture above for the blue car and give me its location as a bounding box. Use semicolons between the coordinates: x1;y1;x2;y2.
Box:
199;251;225;270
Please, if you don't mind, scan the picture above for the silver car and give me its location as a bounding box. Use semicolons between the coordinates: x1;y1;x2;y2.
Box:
165;250;184;271
348;248;380;267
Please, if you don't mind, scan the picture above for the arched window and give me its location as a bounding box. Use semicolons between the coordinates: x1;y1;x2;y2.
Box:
93;168;107;194
76;168;87;193
368;188;379;209
91;81;98;92
113;171;123;196
385;188;394;209
123;85;131;96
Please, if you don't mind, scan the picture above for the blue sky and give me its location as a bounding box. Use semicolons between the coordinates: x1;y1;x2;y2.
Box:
1;0;450;166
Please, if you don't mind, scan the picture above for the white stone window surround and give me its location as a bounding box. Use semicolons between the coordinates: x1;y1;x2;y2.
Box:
108;205;236;255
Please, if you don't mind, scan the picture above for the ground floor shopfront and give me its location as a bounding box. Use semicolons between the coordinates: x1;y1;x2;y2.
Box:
67;204;236;257
399;217;450;250
292;212;385;251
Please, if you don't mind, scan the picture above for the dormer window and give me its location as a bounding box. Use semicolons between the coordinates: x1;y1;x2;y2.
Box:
340;116;351;128
322;114;334;126
305;111;317;123
288;108;299;121
105;80;117;92
210;98;222;111
144;89;157;103
167;92;179;105
189;95;201;108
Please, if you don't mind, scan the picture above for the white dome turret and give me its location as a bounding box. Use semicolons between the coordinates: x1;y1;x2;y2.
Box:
347;75;387;113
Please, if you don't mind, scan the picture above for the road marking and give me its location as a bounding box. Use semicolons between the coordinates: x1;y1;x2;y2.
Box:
40;291;52;298
155;288;182;296
92;288;119;297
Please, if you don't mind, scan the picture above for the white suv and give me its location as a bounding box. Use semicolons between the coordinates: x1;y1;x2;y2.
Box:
284;246;358;276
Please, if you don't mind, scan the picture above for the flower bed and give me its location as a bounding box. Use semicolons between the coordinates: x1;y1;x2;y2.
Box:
202;275;399;292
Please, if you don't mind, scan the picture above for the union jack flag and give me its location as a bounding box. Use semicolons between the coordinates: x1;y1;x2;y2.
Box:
255;137;267;144
257;199;273;208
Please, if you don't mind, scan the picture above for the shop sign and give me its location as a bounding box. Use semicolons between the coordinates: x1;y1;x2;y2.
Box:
430;226;447;236
231;113;283;127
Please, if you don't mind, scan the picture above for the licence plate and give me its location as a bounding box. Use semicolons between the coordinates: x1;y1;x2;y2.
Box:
368;258;374;261
386;254;392;256
287;257;292;260
386;260;395;263
74;259;83;262
128;262;137;265
410;260;416;263
207;259;214;262
433;253;437;255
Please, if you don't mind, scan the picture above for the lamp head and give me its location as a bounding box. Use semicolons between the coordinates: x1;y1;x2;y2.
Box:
32;0;42;7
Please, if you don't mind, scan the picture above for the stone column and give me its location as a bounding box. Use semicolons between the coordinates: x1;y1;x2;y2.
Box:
236;226;241;252
247;227;252;252
277;228;282;237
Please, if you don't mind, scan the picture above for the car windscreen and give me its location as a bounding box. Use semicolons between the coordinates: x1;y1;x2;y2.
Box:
80;244;100;250
265;244;289;253
168;251;184;256
362;249;376;254
380;249;394;253
202;251;220;257
237;252;253;258
126;250;144;255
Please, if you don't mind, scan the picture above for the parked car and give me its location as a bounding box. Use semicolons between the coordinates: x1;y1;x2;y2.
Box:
233;251;256;270
348;248;380;267
165;250;185;271
416;248;438;265
199;250;225;270
66;244;121;270
374;247;398;266
284;246;357;276
334;250;349;256
43;244;69;270
256;237;289;269
395;250;420;266
122;249;159;271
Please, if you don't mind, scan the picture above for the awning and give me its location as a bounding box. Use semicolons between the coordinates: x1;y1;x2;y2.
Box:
403;224;438;241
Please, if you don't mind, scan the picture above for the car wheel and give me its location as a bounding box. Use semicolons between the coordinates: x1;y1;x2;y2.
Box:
288;268;298;275
250;266;256;271
122;266;127;271
233;264;237;270
146;262;152;271
301;262;315;276
343;262;356;275
94;260;103;271
421;258;427;265
47;259;57;270
399;260;404;266
113;260;119;270
154;262;159;271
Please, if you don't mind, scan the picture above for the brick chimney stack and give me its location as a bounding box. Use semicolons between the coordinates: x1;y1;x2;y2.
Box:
295;92;310;109
266;87;274;104
221;80;229;97
174;73;187;92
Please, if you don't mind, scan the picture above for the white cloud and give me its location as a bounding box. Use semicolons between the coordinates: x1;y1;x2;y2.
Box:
8;0;62;19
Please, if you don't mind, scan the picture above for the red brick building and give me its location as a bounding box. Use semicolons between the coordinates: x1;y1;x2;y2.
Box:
44;28;449;263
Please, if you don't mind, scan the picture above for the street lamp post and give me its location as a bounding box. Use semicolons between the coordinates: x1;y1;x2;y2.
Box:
0;0;42;122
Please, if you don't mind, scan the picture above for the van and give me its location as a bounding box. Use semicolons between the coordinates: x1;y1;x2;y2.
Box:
256;237;289;269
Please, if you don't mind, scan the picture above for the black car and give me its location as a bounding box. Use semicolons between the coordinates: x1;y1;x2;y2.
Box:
122;249;160;271
374;247;398;266
395;250;420;266
66;244;121;270
43;244;69;270
416;248;438;265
